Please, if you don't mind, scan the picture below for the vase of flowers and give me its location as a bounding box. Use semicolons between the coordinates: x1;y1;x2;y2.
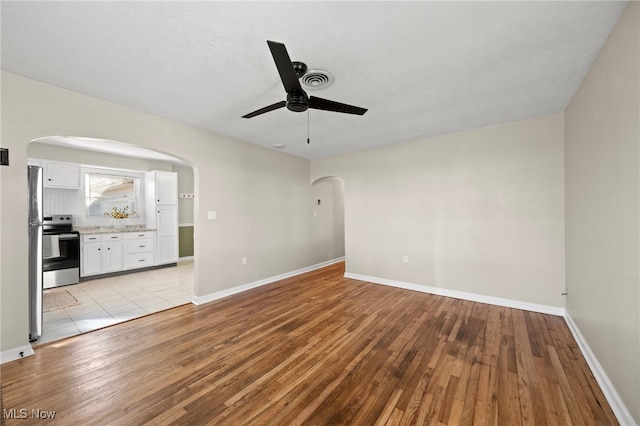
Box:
105;206;135;229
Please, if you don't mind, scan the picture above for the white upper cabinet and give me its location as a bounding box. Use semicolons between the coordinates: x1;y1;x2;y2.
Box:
45;160;81;189
148;171;178;205
30;159;81;189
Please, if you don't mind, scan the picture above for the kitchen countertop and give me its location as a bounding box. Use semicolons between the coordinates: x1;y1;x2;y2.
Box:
74;225;156;234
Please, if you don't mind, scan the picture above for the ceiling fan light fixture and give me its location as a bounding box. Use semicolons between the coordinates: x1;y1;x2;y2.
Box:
301;70;333;91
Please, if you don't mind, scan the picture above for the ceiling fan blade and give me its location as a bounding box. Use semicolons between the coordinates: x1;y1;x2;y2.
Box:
267;41;303;94
242;101;287;118
309;96;368;115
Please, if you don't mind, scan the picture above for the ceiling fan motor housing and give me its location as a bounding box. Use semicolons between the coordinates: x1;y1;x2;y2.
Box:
286;90;309;112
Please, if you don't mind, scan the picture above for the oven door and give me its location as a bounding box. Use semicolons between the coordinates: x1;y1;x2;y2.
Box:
43;231;80;271
43;231;80;288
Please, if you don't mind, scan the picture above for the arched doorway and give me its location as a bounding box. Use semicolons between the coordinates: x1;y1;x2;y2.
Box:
27;136;196;344
310;176;345;264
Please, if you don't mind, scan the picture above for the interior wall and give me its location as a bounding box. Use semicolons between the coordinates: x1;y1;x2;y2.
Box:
312;113;565;308
28;142;173;171
310;177;345;264
0;71;315;354
565;2;639;423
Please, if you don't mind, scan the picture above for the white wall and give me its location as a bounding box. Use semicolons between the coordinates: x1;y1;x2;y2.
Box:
0;72;319;355
565;2;639;423
312;114;565;308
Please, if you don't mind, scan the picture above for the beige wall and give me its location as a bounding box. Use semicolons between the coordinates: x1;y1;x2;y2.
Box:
312;114;565;308
565;2;639;423
0;72;319;353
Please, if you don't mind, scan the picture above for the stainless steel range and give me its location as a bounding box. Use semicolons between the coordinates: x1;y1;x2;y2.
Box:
42;215;80;289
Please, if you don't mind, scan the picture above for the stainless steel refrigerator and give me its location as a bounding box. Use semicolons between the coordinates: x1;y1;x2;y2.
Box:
28;165;44;341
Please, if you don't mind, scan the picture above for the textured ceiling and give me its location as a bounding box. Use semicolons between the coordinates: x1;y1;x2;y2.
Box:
1;1;627;160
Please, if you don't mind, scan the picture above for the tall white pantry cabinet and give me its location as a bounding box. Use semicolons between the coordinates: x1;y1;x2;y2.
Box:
145;171;179;265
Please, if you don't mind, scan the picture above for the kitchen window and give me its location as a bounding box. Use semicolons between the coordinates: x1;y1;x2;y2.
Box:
86;173;140;218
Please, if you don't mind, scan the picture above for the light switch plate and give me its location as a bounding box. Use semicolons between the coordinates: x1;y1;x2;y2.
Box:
0;148;8;166
208;211;217;220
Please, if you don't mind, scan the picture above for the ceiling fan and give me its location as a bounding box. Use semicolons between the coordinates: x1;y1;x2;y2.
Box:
242;41;368;119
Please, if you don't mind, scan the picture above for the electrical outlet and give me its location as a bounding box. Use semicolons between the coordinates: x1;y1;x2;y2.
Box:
242;256;247;265
403;255;409;264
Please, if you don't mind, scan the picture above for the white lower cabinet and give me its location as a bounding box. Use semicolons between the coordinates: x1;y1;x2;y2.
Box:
104;240;124;272
124;232;155;269
81;231;156;278
81;234;124;277
82;242;103;276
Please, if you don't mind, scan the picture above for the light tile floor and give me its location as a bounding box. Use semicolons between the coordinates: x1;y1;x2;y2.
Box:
37;260;194;345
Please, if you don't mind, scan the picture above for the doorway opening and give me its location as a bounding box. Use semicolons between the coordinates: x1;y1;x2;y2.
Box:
310;176;345;264
27;136;196;345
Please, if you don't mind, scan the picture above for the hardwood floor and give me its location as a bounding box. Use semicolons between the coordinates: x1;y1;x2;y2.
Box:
1;262;617;425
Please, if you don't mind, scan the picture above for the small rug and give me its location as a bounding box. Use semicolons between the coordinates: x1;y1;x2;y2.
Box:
44;288;81;312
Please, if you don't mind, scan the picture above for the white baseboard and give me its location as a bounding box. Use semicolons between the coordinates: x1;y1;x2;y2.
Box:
1;344;35;364
343;272;566;316
179;256;194;261
192;257;345;305
564;314;636;426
